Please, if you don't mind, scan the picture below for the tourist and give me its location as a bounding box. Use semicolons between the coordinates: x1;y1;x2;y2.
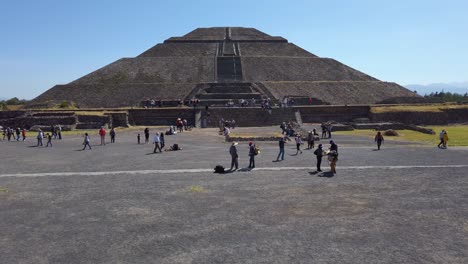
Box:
45;133;52;147
328;140;338;174
248;142;256;169
50;125;55;138
6;127;12;141
82;133;92;150
312;128;319;138
224;126;230;141
153;132;162;153
15;127;20;141
276;137;286;161
437;129;445;148
160;132;165;149
183;119;188;131
307;131;314;149
21;128;26;141
137;133;141;144
231;119;236;129
99;126;106;145
144;128;150;144
442;130;449;148
37;129;43;146
110;128;116;143
327;123;333;138
280;122;287;135
314;144;324;172
229;142;239;171
375;131;384;150
295;134;303;155
57;125;62;140
176;118;183;133
321;124;327;139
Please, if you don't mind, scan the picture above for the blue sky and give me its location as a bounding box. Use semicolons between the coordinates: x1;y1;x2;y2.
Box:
1;0;467;99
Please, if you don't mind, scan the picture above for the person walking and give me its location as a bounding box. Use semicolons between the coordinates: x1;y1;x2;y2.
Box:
375;131;384;150
153;132;162;153
248;142;256;169
328;140;338;174
45;133;52;147
82;133;92;150
321;124;327;139
37;129;44;146
314;144;324;172
307;131;314;149
57;125;62;140
160;132;165;149
437;129;445;148
99;127;106;145
295;134;303;155
229;142;239;171
15;128;20;141
21;128;26;141
144;128;150;144
276;137;286;161
110;128;116;143
442;130;449;148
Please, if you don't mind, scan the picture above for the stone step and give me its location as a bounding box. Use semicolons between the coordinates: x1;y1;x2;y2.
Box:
205;86;253;93
197;93;262;100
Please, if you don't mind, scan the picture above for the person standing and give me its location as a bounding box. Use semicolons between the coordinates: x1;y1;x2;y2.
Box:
442;130;449;148
82;133;92;150
314;144;324;172
437;129;445;148
160;132;165;149
15;128;20;141
276;137;286;161
57;125;62;140
295;134;303;155
110;128;116;143
99;127;106;145
307;131;314;149
144;128;150;144
153;132;162;153
21;128;26;141
37;129;44;146
328;140;338;174
248;142;256;169
321;124;327;139
45;133;52;147
375;131;384;150
223;126;230;142
229;142;239;171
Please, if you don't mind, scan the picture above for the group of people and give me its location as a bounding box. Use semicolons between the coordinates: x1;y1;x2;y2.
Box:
2;127;26;141
437;129;449;149
321;123;333;139
275;132;337;173
281;97;295;108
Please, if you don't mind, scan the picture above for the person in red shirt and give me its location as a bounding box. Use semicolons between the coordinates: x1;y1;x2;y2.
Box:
99;127;106;145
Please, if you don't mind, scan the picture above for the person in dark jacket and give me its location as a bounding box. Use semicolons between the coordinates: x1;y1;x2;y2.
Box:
248;142;256;169
276;137;286;161
229;142;239;170
110;128;116;143
375;131;384;150
314;144;324;172
144;128;150;144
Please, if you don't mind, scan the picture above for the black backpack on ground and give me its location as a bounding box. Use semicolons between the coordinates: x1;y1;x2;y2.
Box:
214;165;225;173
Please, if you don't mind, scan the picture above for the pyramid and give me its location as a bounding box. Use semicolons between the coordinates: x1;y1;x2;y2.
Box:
28;27;418;108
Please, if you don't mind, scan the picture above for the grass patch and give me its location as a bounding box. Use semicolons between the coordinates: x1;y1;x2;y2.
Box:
187;185;207;193
335;125;468;146
0;187;8;193
371;104;468;113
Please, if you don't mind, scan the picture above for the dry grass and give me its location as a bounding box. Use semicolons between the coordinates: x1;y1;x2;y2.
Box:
335;125;468;146
371;104;468;113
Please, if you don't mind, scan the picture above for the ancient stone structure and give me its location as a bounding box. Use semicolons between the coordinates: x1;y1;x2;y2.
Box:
28;27;418;108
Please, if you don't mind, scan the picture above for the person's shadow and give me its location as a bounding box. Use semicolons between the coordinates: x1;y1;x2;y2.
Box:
310;171;334;178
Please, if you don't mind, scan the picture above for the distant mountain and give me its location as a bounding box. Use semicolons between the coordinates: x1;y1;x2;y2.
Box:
405;82;468;95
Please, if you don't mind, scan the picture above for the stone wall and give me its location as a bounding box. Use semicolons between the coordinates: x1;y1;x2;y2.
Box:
202;108;297;127
299;105;371;123
370;112;449;125
129;109;195;126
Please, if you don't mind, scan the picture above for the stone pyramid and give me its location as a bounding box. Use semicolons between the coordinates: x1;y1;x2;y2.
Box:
28;27;418;108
